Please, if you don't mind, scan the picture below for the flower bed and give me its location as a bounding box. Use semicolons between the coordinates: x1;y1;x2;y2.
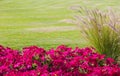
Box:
0;45;120;76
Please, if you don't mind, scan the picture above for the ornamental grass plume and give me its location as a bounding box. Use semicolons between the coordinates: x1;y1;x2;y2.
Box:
72;6;120;61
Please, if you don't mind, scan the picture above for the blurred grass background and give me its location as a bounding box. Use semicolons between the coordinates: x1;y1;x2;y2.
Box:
0;0;120;50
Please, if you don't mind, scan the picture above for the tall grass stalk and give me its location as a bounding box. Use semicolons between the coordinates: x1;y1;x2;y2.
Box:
72;7;120;61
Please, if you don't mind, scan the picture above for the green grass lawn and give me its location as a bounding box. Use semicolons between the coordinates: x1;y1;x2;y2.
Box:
0;0;120;50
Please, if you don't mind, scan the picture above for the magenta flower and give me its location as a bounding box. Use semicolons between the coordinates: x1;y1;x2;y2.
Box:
0;45;119;76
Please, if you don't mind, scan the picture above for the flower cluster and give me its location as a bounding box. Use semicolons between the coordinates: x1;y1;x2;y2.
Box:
0;45;120;76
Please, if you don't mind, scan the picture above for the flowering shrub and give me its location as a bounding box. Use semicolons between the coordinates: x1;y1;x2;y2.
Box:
0;45;120;76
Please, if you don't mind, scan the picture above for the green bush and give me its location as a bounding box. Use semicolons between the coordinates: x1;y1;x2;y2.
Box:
73;7;120;61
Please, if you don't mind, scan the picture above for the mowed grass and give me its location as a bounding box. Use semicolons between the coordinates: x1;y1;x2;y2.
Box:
0;0;120;50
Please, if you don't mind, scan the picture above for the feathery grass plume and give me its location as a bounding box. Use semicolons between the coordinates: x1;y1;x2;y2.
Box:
72;6;120;61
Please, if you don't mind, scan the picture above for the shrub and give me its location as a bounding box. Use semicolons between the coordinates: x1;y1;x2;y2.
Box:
0;45;120;76
72;7;120;61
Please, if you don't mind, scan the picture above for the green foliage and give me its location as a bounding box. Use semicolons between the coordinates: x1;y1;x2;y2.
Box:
73;7;120;61
0;0;120;50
